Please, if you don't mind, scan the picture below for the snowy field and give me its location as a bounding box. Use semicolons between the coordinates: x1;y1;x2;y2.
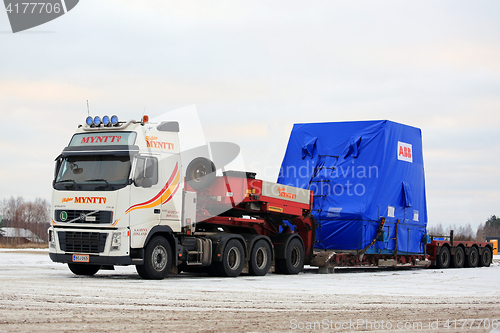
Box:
0;250;499;332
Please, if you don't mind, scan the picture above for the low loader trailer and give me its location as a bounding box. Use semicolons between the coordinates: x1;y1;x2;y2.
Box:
48;116;493;279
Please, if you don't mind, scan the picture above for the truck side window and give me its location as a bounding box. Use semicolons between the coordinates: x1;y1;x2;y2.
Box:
134;156;158;187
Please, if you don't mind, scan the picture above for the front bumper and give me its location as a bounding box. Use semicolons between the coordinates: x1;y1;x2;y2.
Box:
49;253;137;265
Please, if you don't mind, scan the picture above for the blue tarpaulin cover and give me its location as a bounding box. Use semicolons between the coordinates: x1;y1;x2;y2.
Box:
277;120;428;254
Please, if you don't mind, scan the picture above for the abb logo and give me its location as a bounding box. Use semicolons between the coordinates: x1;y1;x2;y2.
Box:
398;141;413;163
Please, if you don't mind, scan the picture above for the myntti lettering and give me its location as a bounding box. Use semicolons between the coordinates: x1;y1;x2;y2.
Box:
277;186;297;200
397;141;413;163
74;197;107;204
80;135;122;144
145;136;174;150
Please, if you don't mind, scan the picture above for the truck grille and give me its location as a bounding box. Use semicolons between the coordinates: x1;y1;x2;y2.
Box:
54;210;113;224
58;231;107;254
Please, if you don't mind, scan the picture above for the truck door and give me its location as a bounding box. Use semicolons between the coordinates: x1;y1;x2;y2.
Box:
128;154;162;248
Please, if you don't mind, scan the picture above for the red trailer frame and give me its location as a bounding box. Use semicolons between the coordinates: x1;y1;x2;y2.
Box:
189;172;317;263
427;231;494;268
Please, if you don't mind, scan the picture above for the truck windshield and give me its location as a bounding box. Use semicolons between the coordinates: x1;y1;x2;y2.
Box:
54;155;131;191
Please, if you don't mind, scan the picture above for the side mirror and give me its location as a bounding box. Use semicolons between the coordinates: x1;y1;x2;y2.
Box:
54;155;63;179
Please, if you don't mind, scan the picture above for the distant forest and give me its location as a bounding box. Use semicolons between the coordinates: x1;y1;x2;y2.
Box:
427;215;500;241
0;196;50;245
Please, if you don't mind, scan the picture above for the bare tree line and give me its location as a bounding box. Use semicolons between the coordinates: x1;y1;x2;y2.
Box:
428;215;500;241
0;196;50;245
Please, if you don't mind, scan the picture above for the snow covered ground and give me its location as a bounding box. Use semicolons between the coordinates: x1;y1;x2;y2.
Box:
0;250;499;332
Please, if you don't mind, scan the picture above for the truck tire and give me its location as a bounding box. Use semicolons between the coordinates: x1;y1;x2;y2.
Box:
214;239;244;277
478;247;492;267
465;247;479;268
136;236;172;280
249;239;272;276
275;238;304;275
68;264;100;276
186;157;216;190
451;247;464;268
436;246;450;269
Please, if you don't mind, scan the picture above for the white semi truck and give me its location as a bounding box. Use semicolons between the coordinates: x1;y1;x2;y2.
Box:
48;115;316;279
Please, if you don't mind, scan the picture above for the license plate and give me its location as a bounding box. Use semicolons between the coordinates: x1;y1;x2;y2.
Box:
72;254;89;262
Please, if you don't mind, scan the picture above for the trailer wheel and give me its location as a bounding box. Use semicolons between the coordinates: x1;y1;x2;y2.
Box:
215;239;244;277
68;264;100;276
276;238;304;275
186;157;216;190
136;236;172;280
436;246;450;269
465;247;479;268
249;240;272;276
478;247;492;267
451;247;464;268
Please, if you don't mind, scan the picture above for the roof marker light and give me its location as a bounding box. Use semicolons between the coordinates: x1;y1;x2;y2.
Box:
93;116;101;126
102;115;110;126
111;115;118;125
86;116;93;126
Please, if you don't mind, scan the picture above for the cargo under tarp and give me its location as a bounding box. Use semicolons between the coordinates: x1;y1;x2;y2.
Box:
277;120;428;254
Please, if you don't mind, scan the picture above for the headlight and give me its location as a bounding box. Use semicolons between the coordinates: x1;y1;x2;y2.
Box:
48;229;55;248
111;232;121;251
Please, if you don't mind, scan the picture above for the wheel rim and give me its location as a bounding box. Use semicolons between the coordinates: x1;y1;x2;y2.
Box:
255;247;268;270
484;250;491;264
290;246;301;268
189;163;206;183
152;245;168;272
227;246;241;270
441;250;449;265
456;250;463;266
471;249;478;265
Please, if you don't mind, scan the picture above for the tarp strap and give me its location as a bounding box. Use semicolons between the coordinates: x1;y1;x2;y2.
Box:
357;217;386;259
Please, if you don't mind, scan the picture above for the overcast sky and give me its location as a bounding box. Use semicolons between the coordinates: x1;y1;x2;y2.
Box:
0;0;499;231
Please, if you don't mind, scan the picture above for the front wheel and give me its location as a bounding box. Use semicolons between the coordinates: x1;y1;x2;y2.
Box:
136;236;172;280
68;263;100;276
275;238;304;275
